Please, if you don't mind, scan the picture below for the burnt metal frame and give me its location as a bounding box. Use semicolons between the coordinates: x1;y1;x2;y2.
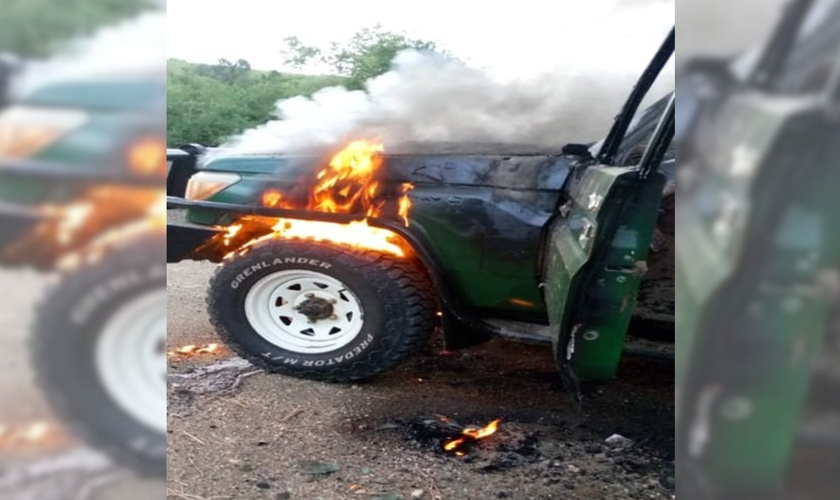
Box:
596;27;675;166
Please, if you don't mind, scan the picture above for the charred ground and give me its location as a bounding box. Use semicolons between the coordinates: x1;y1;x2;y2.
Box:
167;260;674;500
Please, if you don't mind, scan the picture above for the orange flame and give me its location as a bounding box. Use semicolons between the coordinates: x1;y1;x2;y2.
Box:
0;421;67;451
311;140;383;214
219;140;415;258
223;224;242;246
41;201;94;246
443;419;502;455
0;187;166;272
227;218;406;258
398;183;414;227
262;190;286;208
167;343;221;358
56;190;166;271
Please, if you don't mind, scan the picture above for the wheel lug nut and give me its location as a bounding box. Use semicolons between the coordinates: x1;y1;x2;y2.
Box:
329;299;337;304
329;314;338;320
305;293;315;298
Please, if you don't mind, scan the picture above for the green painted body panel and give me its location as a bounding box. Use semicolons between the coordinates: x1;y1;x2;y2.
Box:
407;206;546;312
544;166;664;380
677;93;839;492
0;78;164;207
191;156;559;314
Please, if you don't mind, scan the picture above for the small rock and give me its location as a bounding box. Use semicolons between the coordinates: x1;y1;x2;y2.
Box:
567;464;581;474
238;463;254;472
299;460;341;475
361;466;373;475
255;481;271;489
496;491;510;498
605;434;634;447
275;493;291;500
411;489;425;499
371;494;401;500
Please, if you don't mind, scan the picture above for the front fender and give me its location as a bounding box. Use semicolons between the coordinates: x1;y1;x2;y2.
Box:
165;195;516;343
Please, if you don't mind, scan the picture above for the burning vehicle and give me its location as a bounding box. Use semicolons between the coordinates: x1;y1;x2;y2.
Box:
167;29;675;389
0;52;166;474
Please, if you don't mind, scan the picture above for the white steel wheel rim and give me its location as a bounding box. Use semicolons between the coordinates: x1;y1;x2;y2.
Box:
244;269;365;355
95;289;166;434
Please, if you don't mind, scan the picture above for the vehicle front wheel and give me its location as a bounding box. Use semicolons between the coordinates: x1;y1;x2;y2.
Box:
31;241;166;476
208;240;436;382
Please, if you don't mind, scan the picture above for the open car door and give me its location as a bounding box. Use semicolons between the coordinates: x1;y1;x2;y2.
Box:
541;29;674;398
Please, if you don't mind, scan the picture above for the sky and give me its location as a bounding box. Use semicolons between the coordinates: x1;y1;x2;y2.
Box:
167;0;675;78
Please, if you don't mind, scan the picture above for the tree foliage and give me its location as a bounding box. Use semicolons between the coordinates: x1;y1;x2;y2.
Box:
166;59;346;147
0;0;152;57
168;27;444;147
283;25;444;89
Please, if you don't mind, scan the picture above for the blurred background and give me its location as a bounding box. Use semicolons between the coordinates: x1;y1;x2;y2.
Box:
0;0;165;498
678;0;840;499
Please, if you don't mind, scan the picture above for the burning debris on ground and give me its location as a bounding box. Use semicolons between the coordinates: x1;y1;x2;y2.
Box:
403;416;542;468
167;342;223;358
165;299;676;500
353;412;674;498
0;421;68;453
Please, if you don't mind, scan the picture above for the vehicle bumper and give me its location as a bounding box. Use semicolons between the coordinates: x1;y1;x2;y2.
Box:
164;195;389;263
166;205;223;263
0;200;45;257
0;158;161;185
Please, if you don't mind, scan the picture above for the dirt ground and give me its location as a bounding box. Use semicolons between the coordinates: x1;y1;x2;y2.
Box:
167;261;675;500
0;269;165;500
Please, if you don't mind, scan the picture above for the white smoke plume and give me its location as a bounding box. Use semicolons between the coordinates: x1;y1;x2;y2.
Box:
224;52;674;154
12;9;166;97
222;1;674;154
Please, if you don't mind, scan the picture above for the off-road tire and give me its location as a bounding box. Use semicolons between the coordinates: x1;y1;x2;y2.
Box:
30;241;166;477
208;240;436;382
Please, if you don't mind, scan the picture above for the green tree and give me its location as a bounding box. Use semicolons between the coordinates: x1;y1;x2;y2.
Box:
0;0;153;57
166;59;346;146
282;25;445;89
195;58;253;84
167;27;450;147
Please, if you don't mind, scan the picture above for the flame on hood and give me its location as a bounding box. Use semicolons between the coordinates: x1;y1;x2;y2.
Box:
220;140;414;259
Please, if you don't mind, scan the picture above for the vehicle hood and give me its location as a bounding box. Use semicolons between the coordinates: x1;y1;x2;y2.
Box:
200;141;566;175
19;77;165;112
